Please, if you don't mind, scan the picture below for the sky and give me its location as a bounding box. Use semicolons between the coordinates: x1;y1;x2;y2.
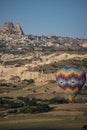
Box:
0;0;87;38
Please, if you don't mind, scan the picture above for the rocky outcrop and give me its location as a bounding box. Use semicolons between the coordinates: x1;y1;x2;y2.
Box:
0;22;24;35
0;52;87;85
15;23;24;35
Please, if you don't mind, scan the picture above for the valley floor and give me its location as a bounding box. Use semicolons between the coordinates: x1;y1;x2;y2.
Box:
0;103;87;130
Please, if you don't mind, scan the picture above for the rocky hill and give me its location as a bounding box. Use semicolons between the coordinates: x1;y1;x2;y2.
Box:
0;22;87;55
0;52;87;85
0;22;87;85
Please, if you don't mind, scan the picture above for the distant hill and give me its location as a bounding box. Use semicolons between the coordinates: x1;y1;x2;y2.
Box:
0;22;87;54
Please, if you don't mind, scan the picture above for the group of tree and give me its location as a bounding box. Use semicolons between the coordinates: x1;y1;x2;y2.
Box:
0;95;87;116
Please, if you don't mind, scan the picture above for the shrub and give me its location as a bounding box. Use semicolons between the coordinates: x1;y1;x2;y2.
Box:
22;79;35;85
19;103;50;114
35;103;50;113
32;89;36;93
8;109;18;114
84;85;87;90
17;97;37;106
0;97;24;109
10;101;24;108
48;97;68;104
19;107;31;113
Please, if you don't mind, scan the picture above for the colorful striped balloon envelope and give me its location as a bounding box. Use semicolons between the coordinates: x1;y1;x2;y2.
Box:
56;66;86;102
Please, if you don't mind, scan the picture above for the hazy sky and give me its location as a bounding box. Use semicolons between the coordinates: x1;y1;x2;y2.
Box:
0;0;87;38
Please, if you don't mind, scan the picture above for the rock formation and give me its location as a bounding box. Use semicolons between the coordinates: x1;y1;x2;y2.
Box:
15;23;24;35
0;22;24;35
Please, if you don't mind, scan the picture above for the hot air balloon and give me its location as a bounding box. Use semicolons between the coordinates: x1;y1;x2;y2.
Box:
56;66;86;102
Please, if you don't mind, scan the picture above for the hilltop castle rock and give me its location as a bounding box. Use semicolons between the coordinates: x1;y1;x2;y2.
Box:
0;22;24;35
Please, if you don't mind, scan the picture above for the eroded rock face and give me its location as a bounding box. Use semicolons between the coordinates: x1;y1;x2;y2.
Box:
0;22;24;35
15;23;24;35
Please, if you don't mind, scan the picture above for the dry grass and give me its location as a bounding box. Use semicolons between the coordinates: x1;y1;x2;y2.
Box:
0;80;87;129
0;103;87;129
0;82;62;98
